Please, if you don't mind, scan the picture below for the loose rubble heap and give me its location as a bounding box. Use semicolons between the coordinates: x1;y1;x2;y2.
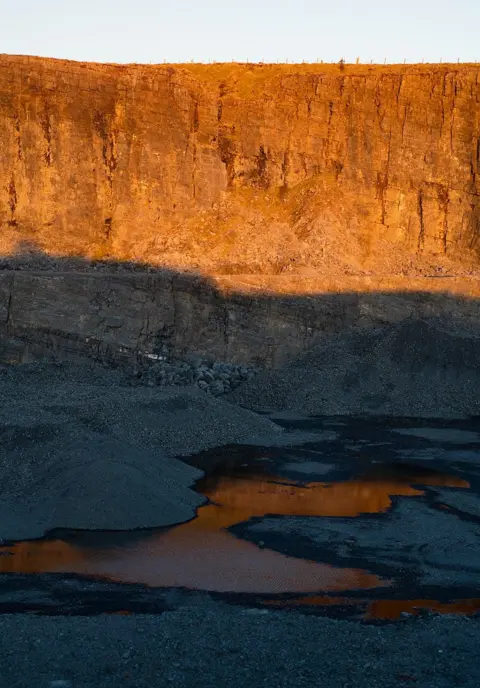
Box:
127;357;258;396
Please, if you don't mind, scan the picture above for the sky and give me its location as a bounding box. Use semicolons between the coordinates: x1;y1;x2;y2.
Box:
0;0;477;65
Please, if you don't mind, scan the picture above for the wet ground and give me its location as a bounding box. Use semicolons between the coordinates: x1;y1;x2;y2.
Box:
1;416;479;621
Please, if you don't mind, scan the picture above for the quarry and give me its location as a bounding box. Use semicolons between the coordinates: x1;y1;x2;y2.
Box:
0;55;479;688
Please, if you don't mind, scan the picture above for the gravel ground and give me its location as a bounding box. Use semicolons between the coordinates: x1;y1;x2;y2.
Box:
245;499;480;588
434;489;480;518
2;340;480;687
0;603;479;688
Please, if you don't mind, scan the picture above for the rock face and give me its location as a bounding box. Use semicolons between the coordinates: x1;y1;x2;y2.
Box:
1;271;480;368
0;56;479;275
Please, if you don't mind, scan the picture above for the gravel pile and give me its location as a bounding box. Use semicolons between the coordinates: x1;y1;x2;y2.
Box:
0;427;205;540
0;363;317;539
229;317;480;418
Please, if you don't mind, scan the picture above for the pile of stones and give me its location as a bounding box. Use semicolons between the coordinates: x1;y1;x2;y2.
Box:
127;356;258;396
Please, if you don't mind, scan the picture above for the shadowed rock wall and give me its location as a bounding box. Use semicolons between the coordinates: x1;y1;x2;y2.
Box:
1;271;479;368
0;56;479;275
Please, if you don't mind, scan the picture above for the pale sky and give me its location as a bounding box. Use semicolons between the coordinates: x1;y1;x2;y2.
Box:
0;0;477;65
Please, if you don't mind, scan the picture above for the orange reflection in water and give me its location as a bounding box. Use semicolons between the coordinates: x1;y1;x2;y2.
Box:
199;469;468;521
365;598;480;620
0;466;469;595
263;595;480;619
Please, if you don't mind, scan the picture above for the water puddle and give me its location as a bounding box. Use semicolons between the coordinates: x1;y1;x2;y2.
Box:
1;445;474;613
262;595;480;620
3;464;405;593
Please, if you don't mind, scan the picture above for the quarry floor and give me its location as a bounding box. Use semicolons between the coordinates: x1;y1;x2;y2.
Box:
1;365;480;687
1;608;478;688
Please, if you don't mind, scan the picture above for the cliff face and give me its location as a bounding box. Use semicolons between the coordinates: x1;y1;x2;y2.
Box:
0;56;479;274
1;272;479;368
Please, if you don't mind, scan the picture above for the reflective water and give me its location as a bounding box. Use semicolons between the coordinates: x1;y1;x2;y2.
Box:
0;453;470;605
262;595;480;619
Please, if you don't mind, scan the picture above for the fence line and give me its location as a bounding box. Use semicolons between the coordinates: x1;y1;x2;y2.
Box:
149;58;472;65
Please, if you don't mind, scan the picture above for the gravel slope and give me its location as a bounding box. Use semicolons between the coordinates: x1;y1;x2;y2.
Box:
229;318;480;418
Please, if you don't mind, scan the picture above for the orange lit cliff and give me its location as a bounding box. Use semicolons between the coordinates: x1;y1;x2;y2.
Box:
0;56;479;275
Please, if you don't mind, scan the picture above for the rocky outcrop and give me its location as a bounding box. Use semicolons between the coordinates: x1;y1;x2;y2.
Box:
0;56;479;275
